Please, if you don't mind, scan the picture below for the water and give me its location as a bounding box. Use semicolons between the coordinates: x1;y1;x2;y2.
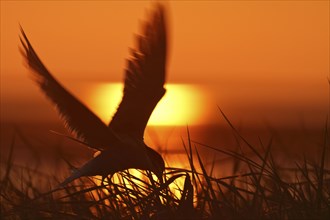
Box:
1;81;328;182
1;120;327;179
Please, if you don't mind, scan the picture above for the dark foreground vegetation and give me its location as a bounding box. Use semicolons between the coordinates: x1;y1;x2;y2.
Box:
1;113;329;220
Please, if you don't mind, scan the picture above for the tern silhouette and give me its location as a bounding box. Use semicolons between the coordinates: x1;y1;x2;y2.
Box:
20;4;167;185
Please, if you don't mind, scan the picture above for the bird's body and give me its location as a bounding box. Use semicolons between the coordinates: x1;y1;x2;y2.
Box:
61;140;164;185
20;4;167;185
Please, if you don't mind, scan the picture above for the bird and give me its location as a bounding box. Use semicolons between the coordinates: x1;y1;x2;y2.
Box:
19;4;167;185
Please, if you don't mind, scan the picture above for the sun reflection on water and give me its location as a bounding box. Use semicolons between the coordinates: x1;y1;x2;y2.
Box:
91;150;196;205
91;169;194;206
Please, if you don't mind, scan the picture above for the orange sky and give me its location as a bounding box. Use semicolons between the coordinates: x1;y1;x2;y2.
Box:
1;1;329;127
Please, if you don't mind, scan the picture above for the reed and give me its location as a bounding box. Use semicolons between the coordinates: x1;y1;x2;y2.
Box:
1;113;329;219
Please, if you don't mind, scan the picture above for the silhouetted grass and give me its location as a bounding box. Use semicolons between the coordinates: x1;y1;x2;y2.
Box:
1;114;329;219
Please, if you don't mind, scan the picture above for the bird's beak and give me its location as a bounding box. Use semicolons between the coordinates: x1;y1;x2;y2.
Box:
157;173;164;184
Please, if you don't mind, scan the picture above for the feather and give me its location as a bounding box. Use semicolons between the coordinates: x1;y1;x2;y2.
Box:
109;4;167;140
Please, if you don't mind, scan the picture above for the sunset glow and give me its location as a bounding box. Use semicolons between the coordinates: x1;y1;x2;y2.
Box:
1;1;328;127
0;1;329;218
86;83;208;126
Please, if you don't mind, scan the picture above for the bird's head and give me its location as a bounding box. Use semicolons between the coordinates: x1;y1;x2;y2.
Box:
145;146;165;183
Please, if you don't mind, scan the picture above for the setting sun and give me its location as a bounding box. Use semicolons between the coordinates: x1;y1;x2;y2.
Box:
85;83;208;126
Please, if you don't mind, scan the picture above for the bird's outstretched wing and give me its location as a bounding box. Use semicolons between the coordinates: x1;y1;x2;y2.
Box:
20;27;117;150
109;5;167;140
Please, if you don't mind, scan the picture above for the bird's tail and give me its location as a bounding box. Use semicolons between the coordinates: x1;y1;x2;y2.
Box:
59;169;83;187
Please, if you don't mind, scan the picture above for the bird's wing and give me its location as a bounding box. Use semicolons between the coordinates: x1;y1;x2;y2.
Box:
109;5;167;140
20;27;117;150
